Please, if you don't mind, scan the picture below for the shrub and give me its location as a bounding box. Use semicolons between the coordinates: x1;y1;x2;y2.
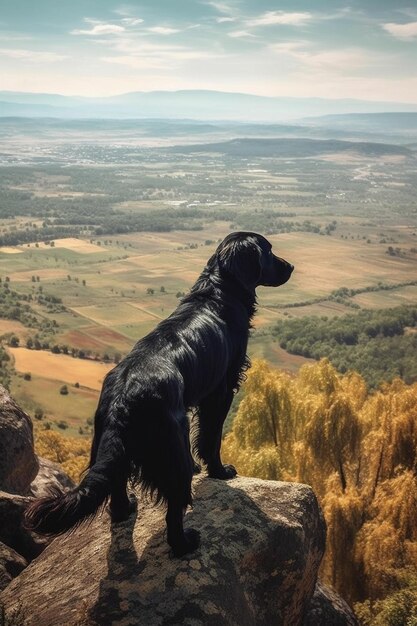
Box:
34;407;44;420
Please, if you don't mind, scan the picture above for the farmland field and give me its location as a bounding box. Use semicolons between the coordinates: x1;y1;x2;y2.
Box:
0;117;416;433
9;347;112;390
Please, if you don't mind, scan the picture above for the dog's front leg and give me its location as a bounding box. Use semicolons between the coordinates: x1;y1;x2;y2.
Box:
197;387;237;480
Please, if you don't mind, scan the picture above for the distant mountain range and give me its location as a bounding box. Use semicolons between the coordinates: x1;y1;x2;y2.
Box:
169;137;413;158
1;90;417;121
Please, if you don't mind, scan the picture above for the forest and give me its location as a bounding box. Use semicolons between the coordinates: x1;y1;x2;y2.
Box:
274;305;417;387
222;359;417;625
0;168;329;246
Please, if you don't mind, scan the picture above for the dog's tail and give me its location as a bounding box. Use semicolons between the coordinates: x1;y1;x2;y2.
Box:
24;427;126;536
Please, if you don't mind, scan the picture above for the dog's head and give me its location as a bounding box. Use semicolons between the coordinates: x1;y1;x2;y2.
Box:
211;231;294;290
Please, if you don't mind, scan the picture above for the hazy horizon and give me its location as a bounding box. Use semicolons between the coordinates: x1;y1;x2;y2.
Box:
2;87;417;106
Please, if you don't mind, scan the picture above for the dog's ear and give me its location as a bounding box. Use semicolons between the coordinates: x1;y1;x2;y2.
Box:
217;238;262;288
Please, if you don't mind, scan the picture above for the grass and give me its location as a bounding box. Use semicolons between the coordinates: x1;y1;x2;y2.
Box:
10;374;99;438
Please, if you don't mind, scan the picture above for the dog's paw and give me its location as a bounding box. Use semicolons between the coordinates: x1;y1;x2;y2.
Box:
208;464;237;480
171;528;200;558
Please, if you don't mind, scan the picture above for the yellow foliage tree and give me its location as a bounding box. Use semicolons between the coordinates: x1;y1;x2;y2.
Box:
222;357;417;614
35;429;90;482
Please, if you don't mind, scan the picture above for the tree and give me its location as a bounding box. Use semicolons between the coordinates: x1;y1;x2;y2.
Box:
34;407;44;420
222;358;417;610
34;430;90;480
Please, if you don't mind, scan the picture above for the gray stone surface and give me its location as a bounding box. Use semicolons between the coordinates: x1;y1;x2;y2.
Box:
304;581;358;625
0;384;38;495
0;476;326;626
0;490;48;562
0;541;27;591
30;457;75;498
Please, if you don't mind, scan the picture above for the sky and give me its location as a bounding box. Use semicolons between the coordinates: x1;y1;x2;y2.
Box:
1;0;417;101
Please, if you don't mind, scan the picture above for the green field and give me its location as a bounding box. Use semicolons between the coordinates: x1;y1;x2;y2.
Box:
1;121;416;432
2;224;416;432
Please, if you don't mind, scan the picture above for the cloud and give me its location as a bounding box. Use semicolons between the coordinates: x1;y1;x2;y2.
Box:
121;18;144;26
269;42;373;73
204;1;234;14
216;17;235;23
0;48;67;62
0;34;34;42
101;55;165;69
102;48;223;70
247;11;312;27
269;41;307;54
382;21;417;40
147;26;180;35
71;23;125;36
228;30;256;38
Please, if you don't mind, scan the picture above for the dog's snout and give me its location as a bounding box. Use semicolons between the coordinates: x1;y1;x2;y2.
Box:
288;263;294;272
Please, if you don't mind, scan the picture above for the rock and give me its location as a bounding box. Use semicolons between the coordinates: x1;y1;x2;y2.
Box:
30;457;75;498
304;581;358;625
0;385;38;495
0;491;48;562
0;541;27;591
0;476;326;626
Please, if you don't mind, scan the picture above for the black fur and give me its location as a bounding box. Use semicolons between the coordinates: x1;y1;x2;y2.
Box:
24;232;293;557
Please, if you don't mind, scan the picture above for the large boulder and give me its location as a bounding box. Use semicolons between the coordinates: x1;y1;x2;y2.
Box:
0;541;27;592
303;581;358;625
0;475;330;626
30;457;75;498
0;491;48;562
0;385;38;495
0;387;76;593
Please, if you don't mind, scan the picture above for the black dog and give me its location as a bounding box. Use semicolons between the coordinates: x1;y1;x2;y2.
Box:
24;232;293;556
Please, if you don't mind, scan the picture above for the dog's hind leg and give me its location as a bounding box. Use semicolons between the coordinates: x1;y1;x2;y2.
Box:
197;385;237;480
165;413;200;557
137;406;200;556
109;463;136;524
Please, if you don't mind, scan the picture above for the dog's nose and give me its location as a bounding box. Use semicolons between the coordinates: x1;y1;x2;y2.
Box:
288;263;294;272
